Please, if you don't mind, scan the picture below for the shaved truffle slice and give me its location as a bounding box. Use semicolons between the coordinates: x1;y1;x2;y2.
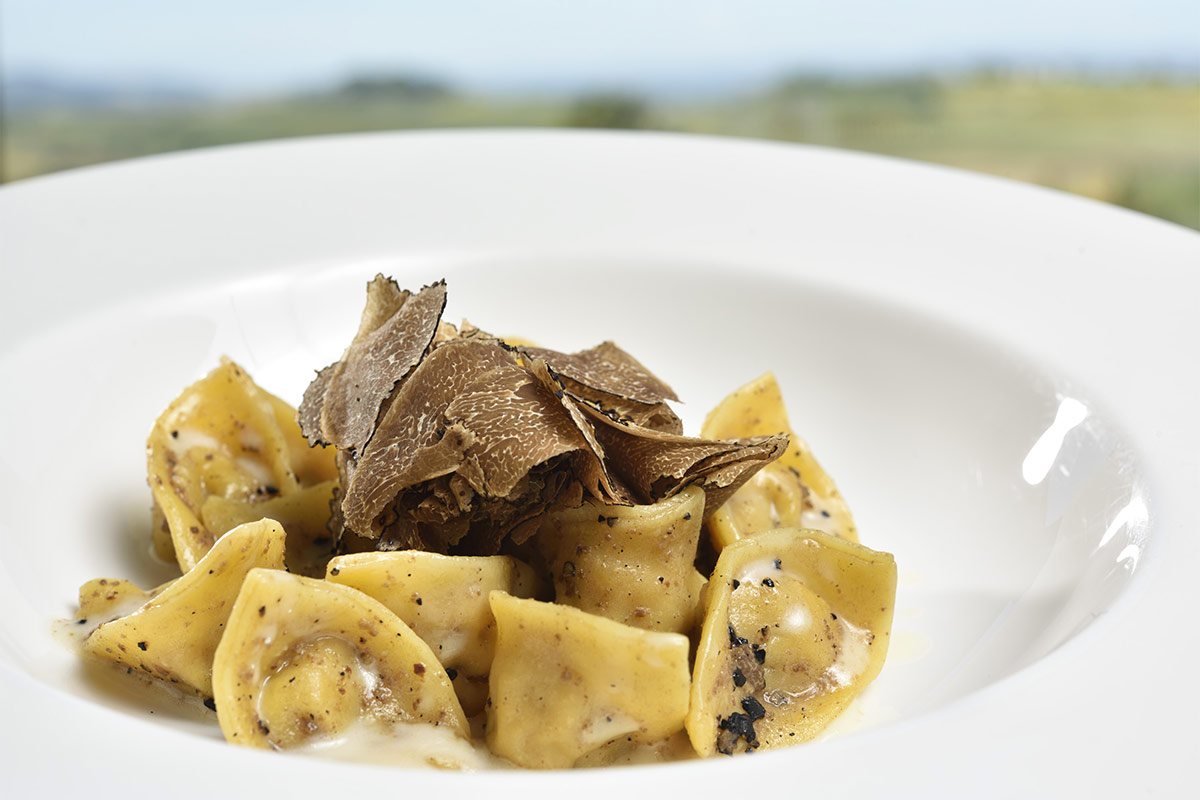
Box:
400;359;599;554
341;338;597;552
446;358;592;498
296;364;336;448
521;341;678;405
520;342;683;434
299;277;447;454
577;402;789;512
307;277;790;561
340;338;518;535
299;275;414;445
523;357;628;505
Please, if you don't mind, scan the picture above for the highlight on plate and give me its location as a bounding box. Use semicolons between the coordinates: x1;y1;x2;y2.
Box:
71;276;898;769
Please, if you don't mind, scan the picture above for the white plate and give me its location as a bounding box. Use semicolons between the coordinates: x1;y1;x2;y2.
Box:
1;131;1196;796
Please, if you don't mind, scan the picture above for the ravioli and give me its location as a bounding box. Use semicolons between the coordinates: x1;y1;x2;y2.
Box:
487;591;692;769
686;528;896;756
324;551;541;714
147;358;337;571
534;485;707;634
702;372;858;548
83;519;286;696
212;568;468;750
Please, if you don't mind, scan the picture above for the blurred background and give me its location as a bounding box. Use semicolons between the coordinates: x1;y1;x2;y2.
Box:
2;0;1197;228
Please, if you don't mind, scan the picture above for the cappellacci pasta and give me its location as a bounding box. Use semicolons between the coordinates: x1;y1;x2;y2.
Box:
74;276;897;769
212;568;468;748
146;357;338;573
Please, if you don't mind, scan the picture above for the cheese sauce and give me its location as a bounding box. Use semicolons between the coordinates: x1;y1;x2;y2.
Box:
294;719;512;770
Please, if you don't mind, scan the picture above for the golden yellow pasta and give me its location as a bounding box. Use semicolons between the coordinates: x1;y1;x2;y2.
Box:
324;551;541;715
262;390;342;490
147;358;337;571
212;568;468;750
73;277;898;770
573;730;697;767
77;577;160;623
533;485;707;634
201;479;338;577
686;527;896;756
702;372;858;548
83;518;286;696
486;590;691;769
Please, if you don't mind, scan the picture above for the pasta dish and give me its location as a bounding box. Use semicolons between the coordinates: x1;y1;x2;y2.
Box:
72;276;897;768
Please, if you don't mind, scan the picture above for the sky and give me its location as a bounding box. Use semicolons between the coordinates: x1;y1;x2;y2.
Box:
4;0;1198;95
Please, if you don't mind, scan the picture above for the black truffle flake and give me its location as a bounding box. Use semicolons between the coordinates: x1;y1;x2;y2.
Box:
741;696;766;721
717;712;760;754
728;626;748;648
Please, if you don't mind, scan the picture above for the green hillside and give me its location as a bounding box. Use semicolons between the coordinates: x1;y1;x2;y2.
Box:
5;74;1197;229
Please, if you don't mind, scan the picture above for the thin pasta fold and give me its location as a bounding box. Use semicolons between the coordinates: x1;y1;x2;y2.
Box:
702;372;858;548
324;551;541;714
212;568;468;750
201;479;338;577
686;528;896;756
83;519;286;696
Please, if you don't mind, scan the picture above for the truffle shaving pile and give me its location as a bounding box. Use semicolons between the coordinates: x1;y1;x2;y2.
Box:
300;276;787;555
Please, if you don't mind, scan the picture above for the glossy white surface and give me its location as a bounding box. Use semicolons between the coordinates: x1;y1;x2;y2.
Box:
0;131;1196;796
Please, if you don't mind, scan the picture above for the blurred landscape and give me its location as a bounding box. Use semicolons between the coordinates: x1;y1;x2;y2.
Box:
4;69;1198;229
